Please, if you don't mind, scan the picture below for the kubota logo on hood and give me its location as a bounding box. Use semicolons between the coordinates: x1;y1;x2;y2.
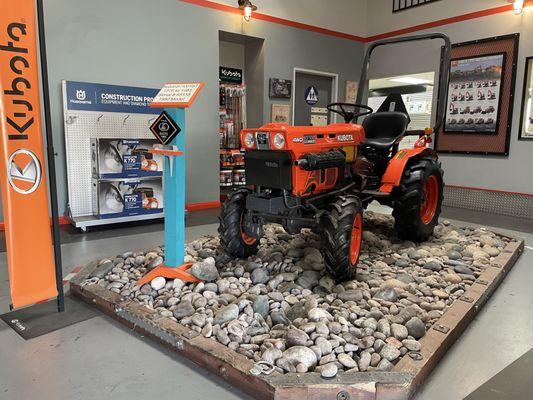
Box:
7;149;42;194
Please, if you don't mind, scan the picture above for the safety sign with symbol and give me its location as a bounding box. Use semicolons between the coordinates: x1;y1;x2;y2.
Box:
304;86;319;105
150;111;181;145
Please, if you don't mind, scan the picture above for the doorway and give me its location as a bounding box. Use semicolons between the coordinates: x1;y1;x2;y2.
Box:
293;68;338;126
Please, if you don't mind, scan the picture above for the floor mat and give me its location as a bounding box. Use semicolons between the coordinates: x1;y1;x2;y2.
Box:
1;295;99;340
465;348;533;400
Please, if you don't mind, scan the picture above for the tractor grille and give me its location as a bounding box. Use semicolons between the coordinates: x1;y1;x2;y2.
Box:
244;150;292;190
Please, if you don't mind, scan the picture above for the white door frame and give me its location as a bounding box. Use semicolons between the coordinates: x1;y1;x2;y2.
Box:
292;67;339;125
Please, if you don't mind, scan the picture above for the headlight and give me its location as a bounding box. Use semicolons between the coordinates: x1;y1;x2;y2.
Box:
244;132;255;148
273;133;285;149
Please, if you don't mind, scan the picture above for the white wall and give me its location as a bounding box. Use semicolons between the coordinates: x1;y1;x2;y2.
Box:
211;0;368;37
365;2;533;193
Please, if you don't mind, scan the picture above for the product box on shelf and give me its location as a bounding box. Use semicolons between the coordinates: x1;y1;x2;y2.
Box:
91;138;163;178
92;177;164;219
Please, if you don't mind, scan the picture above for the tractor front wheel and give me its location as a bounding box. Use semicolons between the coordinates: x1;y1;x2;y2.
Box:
218;189;260;258
392;157;444;242
322;196;364;282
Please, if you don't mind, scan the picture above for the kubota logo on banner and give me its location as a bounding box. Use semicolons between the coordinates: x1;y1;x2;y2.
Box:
0;0;58;309
7;149;42;194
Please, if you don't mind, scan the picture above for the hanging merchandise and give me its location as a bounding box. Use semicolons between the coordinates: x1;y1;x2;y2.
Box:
219;83;248;188
219;84;246;149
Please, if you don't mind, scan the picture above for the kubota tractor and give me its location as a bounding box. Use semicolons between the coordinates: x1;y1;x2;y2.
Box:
219;33;452;281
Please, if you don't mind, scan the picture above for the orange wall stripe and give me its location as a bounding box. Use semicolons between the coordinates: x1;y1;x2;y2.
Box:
185;200;221;211
179;0;366;41
180;0;533;43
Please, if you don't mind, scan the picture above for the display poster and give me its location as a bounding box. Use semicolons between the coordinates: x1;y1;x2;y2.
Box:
444;54;505;134
0;0;58;308
65;81;161;114
269;78;292;99
271;103;290;123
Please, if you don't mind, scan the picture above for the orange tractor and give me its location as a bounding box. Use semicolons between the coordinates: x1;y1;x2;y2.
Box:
219;33;452;281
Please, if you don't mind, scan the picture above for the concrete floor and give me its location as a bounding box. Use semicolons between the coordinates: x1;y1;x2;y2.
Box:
0;207;532;400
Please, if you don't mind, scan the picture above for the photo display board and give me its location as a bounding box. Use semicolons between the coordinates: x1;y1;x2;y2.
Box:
436;34;519;155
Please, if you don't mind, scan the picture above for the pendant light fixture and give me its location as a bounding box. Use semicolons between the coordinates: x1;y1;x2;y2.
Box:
511;0;524;14
238;0;257;22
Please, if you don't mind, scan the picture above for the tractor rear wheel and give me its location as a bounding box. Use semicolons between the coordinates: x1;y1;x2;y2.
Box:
218;189;260;258
322;196;364;282
392;157;444;242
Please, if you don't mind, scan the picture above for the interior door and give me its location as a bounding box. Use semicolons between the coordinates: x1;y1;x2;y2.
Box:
294;71;334;126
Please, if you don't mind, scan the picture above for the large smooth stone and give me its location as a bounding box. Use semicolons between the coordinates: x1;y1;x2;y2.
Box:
282;346;318;369
214;304;239;325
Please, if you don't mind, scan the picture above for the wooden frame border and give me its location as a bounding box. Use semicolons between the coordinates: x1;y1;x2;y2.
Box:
434;33;520;156
70;237;523;400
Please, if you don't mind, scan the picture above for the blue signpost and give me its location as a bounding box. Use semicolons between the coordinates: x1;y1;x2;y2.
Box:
138;83;204;285
163;107;185;267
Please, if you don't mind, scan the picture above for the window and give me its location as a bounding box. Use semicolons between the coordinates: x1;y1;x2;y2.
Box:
393;0;441;13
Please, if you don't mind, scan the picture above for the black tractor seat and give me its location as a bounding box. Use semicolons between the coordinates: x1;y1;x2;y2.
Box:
362;111;410;151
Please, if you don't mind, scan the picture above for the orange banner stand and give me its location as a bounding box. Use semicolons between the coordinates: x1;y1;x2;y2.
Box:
0;0;59;309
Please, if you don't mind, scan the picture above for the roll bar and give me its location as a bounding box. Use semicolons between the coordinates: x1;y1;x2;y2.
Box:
355;33;452;133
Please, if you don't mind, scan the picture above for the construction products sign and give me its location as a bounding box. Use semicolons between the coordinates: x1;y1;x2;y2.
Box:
0;0;58;308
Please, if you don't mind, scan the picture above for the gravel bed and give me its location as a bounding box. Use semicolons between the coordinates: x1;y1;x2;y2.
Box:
91;212;513;377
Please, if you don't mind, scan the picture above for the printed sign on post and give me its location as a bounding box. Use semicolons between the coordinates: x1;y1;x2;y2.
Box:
0;0;58;308
151;82;205;108
150;111;181;145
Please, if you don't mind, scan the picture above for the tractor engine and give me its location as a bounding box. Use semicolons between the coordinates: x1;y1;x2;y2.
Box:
241;123;365;197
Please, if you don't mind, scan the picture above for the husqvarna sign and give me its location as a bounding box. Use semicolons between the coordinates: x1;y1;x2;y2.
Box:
0;0;58;309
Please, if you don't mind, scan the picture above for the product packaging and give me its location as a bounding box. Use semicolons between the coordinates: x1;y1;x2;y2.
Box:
91;138;163;178
92;177;164;219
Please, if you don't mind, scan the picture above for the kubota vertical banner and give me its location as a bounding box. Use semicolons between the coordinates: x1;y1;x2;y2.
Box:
0;0;57;308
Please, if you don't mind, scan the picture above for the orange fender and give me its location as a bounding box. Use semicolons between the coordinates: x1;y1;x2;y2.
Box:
379;148;436;193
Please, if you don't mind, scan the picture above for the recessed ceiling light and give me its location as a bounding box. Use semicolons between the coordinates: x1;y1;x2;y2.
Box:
389;77;433;85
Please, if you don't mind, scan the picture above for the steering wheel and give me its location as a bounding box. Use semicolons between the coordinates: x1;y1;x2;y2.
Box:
327;103;373;123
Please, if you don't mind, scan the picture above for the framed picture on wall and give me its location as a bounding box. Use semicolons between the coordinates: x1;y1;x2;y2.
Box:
518;57;533;140
435;33;520;156
269;78;292;99
444;53;505;134
345;81;358;103
271;103;290;123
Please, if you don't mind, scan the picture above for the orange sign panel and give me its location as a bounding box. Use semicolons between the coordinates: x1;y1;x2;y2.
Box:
0;0;57;308
150;82;205;108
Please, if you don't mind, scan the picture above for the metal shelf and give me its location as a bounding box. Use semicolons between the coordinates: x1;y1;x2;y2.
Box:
69;213;164;231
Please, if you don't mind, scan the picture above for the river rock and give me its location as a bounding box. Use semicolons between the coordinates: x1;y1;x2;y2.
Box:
338;289;363;302
190;259;219;282
374;287;398;302
282;346;318;369
173;300;195;319
321;363;338;378
391;323;408;340
150;276;166;291
286;329;309;347
251;268;269;284
214;304;239;325
405;317;426;339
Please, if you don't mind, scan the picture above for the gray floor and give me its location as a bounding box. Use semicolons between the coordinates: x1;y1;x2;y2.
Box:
0;207;532;400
